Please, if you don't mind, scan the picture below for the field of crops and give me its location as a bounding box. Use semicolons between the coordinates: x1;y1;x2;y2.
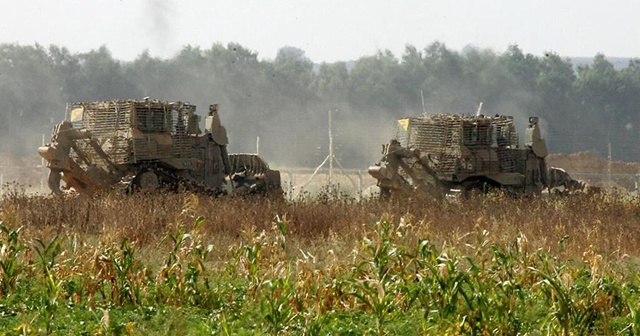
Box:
1;187;640;335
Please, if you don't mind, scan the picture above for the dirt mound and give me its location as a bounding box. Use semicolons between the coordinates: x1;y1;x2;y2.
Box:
547;151;640;175
547;151;640;191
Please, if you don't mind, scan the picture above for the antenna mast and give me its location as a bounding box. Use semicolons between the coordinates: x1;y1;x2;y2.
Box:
476;102;484;116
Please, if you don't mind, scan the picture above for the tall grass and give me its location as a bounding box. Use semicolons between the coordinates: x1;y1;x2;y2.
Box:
1;190;640;333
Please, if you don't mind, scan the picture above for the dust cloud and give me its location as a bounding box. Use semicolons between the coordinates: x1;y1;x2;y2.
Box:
144;0;176;57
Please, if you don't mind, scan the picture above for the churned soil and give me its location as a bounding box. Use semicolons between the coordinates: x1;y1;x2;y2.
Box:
547;151;640;191
547;151;640;175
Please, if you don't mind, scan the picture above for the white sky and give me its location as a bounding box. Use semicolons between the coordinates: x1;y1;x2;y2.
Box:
1;0;639;62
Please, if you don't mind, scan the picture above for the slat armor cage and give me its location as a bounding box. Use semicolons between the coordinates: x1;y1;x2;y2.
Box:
395;114;520;175
70;100;195;167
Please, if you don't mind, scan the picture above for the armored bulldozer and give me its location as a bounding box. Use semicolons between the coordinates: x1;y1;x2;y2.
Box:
368;114;582;198
38;99;282;196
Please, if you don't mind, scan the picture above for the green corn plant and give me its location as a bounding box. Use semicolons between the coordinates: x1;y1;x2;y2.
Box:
407;237;478;334
158;208;205;292
530;255;574;336
219;237;262;322
159;216;216;305
408;239;441;329
259;276;299;335
183;241;214;306
33;236;63;334
573;270;623;335
182;216;217;307
241;224;283;291
461;240;531;335
487;240;528;323
529;244;626;336
459;256;493;334
0;223;26;296
427;252;471;331
223;216;299;334
341;219;410;335
275;215;287;251
109;238;143;305
240;241;262;284
621;280;640;335
158;232;187;303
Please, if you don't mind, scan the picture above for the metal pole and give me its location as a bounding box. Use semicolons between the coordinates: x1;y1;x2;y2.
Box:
608;142;612;189
287;169;293;201
256;136;260;155
358;170;363;201
328;109;333;189
41;133;45;167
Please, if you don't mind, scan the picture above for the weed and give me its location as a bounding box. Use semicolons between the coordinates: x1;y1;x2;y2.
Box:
0;223;26;296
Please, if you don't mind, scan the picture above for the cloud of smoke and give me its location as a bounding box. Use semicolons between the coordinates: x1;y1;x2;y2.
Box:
144;0;175;56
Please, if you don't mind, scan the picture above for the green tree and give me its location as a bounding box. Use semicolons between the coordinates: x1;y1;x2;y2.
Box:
614;58;640;160
421;42;475;113
48;45;84;102
271;46;315;104
503;45;540;90
0;44;65;153
397;44;427;112
205;43;279;152
124;50;172;100
459;46;502;113
499;45;542;115
348;50;402;112
575;54;622;157
76;46;141;100
312;61;349;103
535;52;580;152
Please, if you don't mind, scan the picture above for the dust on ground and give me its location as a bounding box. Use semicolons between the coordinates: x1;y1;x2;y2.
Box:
279;168;378;199
0;152;47;194
2;150;640;196
547;151;640;191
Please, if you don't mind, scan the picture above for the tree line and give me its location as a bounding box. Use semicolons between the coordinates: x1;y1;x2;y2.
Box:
1;42;639;167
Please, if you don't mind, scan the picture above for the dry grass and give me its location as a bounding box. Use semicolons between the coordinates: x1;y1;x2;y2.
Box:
2;189;640;262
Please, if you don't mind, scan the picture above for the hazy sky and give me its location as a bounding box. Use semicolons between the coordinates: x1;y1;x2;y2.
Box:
1;0;639;62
